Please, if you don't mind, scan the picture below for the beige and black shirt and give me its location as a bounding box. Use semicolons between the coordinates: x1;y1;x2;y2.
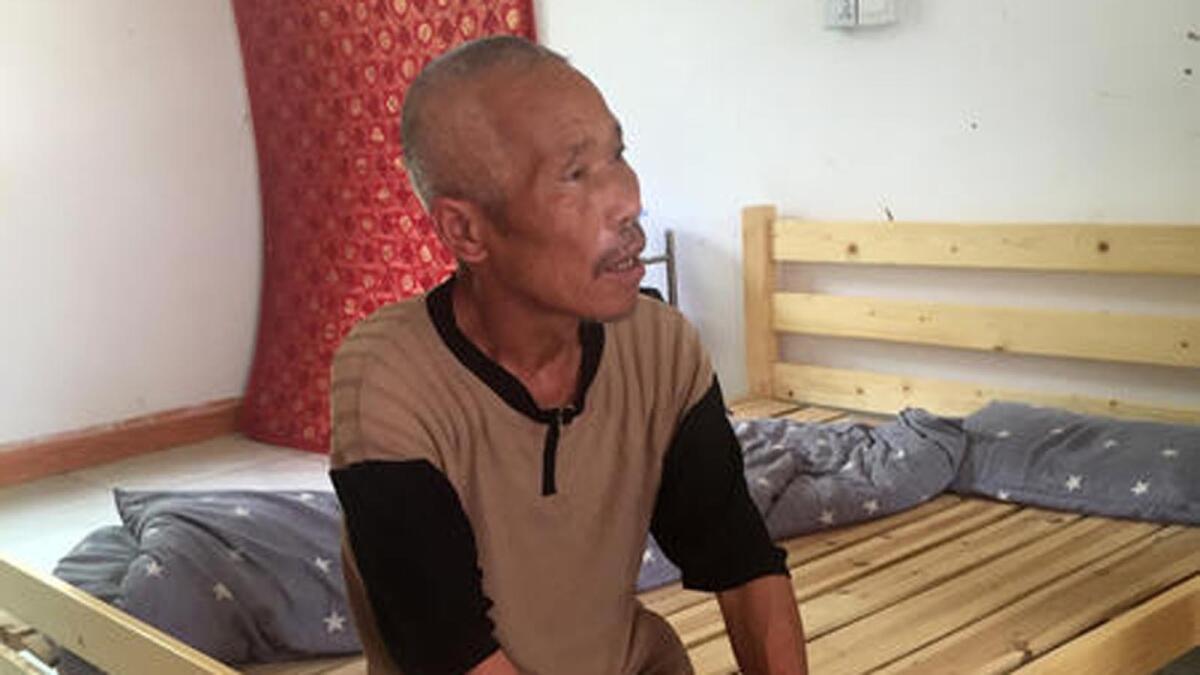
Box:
330;277;786;674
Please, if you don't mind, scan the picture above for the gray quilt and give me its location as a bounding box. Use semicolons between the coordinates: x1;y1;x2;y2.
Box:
637;408;968;589
951;401;1200;523
636;401;1200;590
54;490;360;671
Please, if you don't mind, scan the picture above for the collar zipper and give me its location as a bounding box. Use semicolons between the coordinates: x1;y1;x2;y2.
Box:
541;406;576;496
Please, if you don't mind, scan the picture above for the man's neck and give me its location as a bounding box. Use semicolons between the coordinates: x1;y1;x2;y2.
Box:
451;273;582;410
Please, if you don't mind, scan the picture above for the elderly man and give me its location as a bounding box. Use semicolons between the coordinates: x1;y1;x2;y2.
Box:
329;36;807;675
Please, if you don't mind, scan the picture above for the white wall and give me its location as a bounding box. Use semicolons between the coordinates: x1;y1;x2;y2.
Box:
0;1;261;443
538;0;1200;402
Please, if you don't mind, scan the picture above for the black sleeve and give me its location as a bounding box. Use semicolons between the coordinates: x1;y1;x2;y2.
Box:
650;377;789;592
331;460;499;675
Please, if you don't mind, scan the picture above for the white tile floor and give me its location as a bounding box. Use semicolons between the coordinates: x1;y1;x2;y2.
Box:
0;435;332;574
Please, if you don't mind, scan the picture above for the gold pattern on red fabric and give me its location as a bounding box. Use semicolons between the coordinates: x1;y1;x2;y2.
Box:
233;0;536;452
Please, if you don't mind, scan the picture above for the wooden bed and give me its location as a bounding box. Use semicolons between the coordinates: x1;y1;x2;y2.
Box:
2;207;1198;674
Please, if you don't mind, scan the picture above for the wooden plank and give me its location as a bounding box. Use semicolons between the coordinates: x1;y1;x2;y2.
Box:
246;650;365;673
686;517;1158;674
0;397;243;488
670;500;1014;649
0;556;238;675
743;205;779;398
314;660;369;675
803;508;1081;638
642;497;962;621
774;292;1200;368
782;406;849;424
0;642;42;675
726;397;801;419
772;362;1200;424
640;584;709;620
789;501;1015;602
779;495;962;569
878;527;1200;674
0;610;35;646
1014;575;1200;675
772;219;1200;276
0;612;52;674
803;518;1159;675
836;412;891;426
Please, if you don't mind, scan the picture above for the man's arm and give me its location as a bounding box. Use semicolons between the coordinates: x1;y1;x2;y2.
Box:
333;460;504;674
651;375;802;671
718;575;808;675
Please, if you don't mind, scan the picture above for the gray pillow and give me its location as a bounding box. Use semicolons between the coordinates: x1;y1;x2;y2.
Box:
54;490;361;667
951;401;1200;525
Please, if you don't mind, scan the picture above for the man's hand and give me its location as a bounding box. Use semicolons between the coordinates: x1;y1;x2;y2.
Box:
469;649;519;675
717;574;808;675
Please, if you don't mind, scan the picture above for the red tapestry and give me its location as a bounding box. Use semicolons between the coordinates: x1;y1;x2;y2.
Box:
232;0;536;452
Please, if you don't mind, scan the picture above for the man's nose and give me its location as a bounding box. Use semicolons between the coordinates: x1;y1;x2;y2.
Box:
607;161;642;231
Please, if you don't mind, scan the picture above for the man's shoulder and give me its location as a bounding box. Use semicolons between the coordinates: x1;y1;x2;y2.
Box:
619;293;696;342
337;295;434;361
329;294;448;468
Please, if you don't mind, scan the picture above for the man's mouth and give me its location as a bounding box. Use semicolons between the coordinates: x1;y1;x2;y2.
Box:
605;255;639;273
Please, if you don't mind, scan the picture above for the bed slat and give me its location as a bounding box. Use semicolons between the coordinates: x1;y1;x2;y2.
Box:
0;557;237;675
780;406;849;423
772;362;1200;424
726;398;801;419
772;219;1200;276
788;501;1014;603
0;642;42;675
803;518;1160;675
876;526;1200;674
244;657;366;675
774;292;1200;368
803;508;1081;639
779;495;961;568
1013;575;1200;675
672;500;1014;653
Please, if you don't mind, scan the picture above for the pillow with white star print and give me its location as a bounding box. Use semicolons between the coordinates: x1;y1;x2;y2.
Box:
51;489;361;669
950;401;1200;526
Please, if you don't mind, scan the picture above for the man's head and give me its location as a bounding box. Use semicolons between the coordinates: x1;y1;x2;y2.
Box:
401;36;645;322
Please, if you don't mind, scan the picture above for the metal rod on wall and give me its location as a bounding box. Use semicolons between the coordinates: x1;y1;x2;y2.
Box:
639;229;677;306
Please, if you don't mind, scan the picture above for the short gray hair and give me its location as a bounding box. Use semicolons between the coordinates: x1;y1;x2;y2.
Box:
400;36;568;210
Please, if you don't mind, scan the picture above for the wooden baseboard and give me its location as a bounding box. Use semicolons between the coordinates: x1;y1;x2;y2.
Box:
0;398;242;488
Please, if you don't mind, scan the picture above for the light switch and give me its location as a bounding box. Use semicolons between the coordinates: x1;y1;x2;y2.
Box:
857;0;897;26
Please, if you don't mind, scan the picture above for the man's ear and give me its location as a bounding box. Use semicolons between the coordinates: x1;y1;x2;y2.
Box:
428;197;489;265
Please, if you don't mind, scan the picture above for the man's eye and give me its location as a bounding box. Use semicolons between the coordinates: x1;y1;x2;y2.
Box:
614;145;626;161
565;166;586;181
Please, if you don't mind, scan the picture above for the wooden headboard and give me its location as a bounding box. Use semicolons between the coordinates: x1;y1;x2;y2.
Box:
741;205;1200;424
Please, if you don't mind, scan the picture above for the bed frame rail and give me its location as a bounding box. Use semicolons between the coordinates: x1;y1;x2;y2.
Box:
0;555;237;674
743;205;1200;423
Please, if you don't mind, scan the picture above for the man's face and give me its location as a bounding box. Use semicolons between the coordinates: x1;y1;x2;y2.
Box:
476;64;645;323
